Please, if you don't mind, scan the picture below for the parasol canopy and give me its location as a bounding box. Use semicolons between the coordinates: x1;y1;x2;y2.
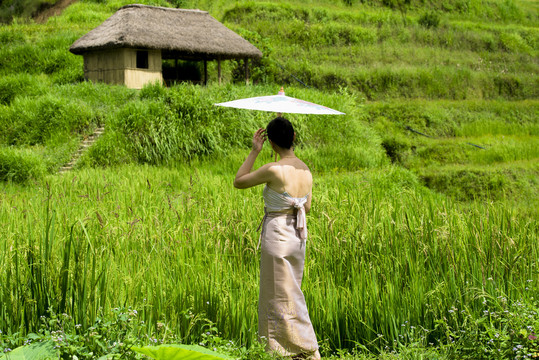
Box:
214;88;345;115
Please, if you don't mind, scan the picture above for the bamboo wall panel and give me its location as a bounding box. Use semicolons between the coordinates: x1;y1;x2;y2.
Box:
83;48;162;88
125;69;163;89
123;49;162;71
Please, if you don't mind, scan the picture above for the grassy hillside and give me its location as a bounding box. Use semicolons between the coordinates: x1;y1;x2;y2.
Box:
0;0;537;202
209;0;538;99
0;0;538;358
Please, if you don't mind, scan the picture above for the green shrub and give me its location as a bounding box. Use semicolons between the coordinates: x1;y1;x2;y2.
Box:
0;26;25;43
78;131;133;167
100;84;237;165
0;29;81;77
50;64;85;85
0;74;33;105
229;27;278;85
499;31;534;54
3;95;95;146
381;135;412;164
362;101;440;134
109;100;181;164
0;146;45;182
345;66;485;100
84;83;386;170
367;165;420;193
222;2;307;25
0;0;55;24
55;81;137;114
493;75;527;99
418;11;440;29
303;141;387;172
418;166;536;201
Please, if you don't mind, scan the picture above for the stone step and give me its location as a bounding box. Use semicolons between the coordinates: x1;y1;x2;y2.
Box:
58;127;105;173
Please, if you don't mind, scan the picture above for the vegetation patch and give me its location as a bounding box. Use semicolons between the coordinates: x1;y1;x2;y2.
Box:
418;164;537;201
0;0;537;358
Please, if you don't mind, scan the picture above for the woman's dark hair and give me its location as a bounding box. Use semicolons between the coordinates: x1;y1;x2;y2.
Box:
266;117;294;149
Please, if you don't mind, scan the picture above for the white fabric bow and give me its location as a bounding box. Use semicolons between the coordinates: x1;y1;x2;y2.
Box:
291;198;307;240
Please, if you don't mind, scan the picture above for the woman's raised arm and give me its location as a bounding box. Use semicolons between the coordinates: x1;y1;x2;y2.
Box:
234;128;275;189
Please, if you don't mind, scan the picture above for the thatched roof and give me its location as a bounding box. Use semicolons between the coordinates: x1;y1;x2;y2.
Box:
69;4;262;60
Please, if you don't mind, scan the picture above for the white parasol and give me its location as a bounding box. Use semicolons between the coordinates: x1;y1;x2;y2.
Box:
214;87;345;115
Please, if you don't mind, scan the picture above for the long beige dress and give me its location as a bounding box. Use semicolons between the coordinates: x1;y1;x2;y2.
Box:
258;186;319;357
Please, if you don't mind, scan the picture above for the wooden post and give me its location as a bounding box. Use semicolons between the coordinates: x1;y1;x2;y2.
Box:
244;58;249;85
217;57;222;85
204;59;208;86
175;57;179;83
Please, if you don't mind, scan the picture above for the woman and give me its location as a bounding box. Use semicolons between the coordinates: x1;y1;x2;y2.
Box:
234;117;321;359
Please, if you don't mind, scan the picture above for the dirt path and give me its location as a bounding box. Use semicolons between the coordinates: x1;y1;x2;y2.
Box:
34;0;78;23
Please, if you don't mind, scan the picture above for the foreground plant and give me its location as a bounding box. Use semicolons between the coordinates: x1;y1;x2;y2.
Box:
0;307;167;359
0;307;264;360
438;289;539;360
132;344;233;359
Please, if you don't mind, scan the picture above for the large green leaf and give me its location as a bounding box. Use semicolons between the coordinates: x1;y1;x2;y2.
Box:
96;355;120;360
0;341;58;360
131;344;234;360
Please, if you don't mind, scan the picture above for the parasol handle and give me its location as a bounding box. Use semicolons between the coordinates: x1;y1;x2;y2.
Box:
276;87;285;117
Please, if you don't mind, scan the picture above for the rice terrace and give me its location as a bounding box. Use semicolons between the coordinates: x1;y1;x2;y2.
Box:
0;0;538;358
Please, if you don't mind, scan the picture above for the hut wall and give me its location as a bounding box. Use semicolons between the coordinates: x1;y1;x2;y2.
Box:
83;49;125;85
83;48;163;89
124;48;163;89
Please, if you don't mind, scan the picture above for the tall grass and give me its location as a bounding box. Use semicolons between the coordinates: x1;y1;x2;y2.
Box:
75;83;382;170
0;163;537;352
0;0;537;357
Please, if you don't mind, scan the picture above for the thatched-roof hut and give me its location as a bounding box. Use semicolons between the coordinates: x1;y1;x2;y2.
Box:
69;4;262;89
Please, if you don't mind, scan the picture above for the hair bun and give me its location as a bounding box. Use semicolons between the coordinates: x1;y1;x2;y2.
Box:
266;117;294;149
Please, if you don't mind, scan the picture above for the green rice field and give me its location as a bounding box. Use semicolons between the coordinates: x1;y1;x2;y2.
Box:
0;0;538;358
1;159;538;358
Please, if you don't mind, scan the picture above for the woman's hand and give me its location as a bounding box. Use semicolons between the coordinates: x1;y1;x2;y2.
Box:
234;128;274;189
252;128;266;153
